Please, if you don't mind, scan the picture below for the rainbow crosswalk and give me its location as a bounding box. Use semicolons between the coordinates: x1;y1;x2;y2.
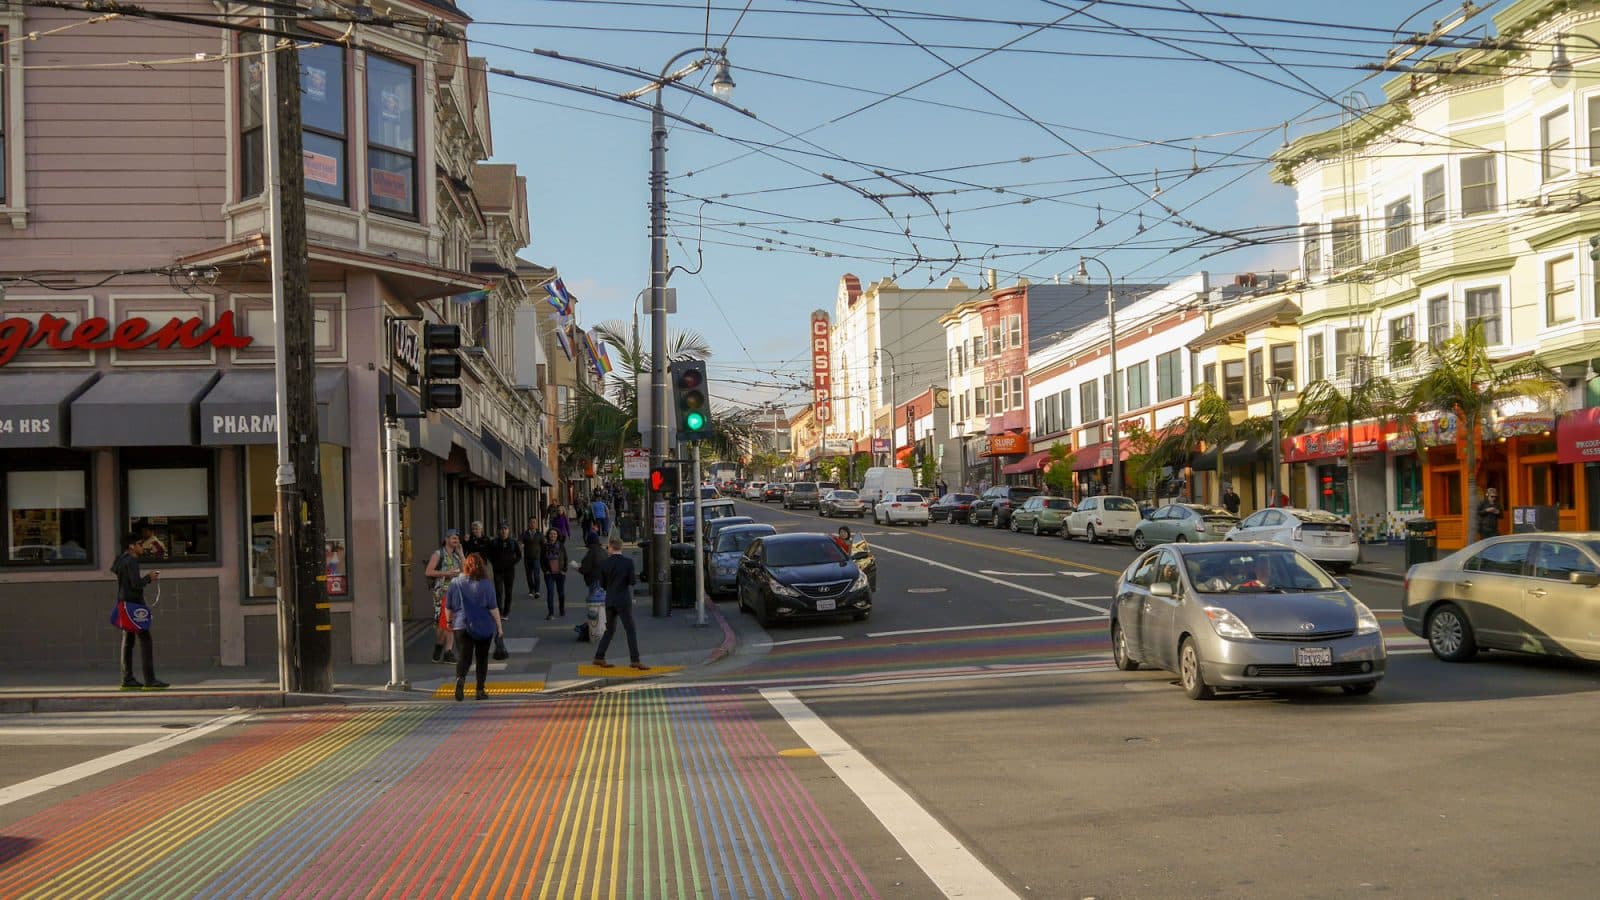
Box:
0;691;878;900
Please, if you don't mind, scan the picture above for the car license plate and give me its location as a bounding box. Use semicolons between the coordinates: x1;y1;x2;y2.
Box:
1211;525;1228;534
1296;647;1332;667
816;598;837;611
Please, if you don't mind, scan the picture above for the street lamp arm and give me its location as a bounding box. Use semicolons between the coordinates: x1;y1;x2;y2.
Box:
487;66;715;132
530;46;756;120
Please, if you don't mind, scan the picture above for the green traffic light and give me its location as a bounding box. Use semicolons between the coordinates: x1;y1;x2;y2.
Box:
685;411;706;431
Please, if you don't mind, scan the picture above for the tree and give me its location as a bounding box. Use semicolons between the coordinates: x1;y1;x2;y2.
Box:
747;449;786;479
1289;365;1406;535
1042;443;1077;497
1407;321;1562;534
1120;421;1166;500
918;452;937;490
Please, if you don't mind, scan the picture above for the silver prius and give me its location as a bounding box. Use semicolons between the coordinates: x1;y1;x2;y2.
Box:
1111;542;1387;700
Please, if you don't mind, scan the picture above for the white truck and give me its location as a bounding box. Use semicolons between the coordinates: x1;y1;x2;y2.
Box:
858;466;917;506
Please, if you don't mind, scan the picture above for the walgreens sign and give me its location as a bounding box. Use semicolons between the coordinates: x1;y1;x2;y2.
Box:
810;310;832;425
0;312;254;366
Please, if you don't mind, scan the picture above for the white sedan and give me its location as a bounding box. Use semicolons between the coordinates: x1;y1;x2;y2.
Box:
874;492;931;526
742;482;767;500
1224;507;1360;573
1063;495;1143;543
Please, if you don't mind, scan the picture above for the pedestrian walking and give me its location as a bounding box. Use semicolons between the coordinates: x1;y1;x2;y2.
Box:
541;528;570;618
1221;485;1241;516
590;493;610;537
486;522;521;620
519;515;543;603
936;479;948;497
462;520;491;559
579;529;605;594
446;553;502;702
425;530;465;664
552;506;571;543
592;538;647;670
1476;488;1504;541
112;532;168;691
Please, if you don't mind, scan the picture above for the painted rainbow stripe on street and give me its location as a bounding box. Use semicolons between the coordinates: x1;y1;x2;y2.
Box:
0;692;876;899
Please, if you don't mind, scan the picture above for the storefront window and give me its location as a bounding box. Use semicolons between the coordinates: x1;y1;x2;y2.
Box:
246;444;348;600
4;460;91;565
124;449;215;562
1528;461;1575;510
1317;464;1348;515
1395;455;1422;510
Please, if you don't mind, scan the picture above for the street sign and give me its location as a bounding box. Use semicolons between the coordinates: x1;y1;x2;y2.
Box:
652;500;668;536
623;448;648;480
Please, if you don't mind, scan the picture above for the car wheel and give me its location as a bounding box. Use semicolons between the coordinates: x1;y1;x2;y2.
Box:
852;610;870;621
920;521;930;527
1009;517;1019;533
1112;621;1140;671
1132;531;1148;551
1341;682;1377;696
1426;603;1478;662
1328;562;1351;575
1179;638;1214;700
1086;524;1098;544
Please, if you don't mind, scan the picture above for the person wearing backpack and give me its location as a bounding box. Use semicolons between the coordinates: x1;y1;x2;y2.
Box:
112;532;168;691
579;530;605;594
446;553;502;701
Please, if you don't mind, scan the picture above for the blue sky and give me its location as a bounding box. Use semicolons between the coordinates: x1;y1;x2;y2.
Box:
457;0;1514;410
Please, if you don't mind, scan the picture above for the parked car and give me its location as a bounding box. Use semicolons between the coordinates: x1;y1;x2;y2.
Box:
970;485;1041;528
820;489;867;518
874;492;931;526
704;515;755;547
762;483;788;503
909;486;936;501
859;466;917;505
677;498;738;541
1064;495;1142;543
930;492;979;524
742;482;767;500
1224;508;1359;574
783;482;822;510
1010;496;1074;535
736;532;872;625
1403;533;1600;663
705;523;777;596
818;481;840;493
1110;543;1385;700
1131;504;1239;550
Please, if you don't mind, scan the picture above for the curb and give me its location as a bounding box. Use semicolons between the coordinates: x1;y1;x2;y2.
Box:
703;601;737;666
0;689;358;715
1351;566;1404;583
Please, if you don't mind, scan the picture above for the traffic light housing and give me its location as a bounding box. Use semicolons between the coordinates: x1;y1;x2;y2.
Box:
421;323;462;411
670;359;710;442
649;465;681;498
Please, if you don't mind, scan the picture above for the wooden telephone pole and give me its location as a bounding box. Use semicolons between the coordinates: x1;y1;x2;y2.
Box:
266;22;332;693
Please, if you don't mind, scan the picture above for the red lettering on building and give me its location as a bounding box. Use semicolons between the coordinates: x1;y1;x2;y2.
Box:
810;311;832;425
0;312;253;366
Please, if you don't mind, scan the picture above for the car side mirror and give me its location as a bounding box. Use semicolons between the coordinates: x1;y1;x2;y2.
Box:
1149;582;1175;598
851;549;870;560
1572;572;1600;587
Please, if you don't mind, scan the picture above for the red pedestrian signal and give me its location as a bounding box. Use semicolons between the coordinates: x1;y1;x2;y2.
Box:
649;466;679;497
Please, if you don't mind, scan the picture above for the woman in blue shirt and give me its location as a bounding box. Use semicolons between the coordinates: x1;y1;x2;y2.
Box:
446;553;503;701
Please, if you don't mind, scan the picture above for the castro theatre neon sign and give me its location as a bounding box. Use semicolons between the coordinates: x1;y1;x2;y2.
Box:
0;312;254;366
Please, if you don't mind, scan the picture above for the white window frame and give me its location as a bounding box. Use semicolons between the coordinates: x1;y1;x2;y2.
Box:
1539;102;1573;182
1386;312;1416;369
1541;251;1578;328
1426;294;1451;348
1420;165;1447;230
0;5;28;228
1007;314;1023;348
1458;151;1500;219
1460;276;1511;348
1008;375;1023;411
1584;87;1600;170
1383;196;1413;255
1306;331;1326;383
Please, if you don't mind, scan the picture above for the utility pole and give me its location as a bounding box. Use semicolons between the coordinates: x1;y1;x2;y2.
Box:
265;20;331;692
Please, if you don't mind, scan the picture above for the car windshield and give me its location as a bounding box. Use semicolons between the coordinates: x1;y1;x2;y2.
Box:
1043;499;1072;510
894;494;923;502
952;494;977;503
765;538;848;568
831;490;858;500
1103;497;1138;512
1183;549;1340;594
716;530;771;553
1188;505;1234;517
794;483;818;492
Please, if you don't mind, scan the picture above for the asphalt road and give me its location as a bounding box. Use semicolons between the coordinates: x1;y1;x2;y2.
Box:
6;499;1600;898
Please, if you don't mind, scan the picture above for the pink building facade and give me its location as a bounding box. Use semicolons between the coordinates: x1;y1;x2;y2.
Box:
0;2;552;670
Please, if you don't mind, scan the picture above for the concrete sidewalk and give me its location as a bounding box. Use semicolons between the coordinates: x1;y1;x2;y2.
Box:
0;550;731;713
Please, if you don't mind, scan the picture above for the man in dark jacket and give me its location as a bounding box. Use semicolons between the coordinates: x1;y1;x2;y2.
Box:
462;521;491;560
592;538;647;670
519;515;542;602
112;533;168;690
1222;485;1241;516
486;522;522;619
1476;488;1504;541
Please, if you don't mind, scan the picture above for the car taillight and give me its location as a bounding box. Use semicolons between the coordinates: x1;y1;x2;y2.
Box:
1292;526;1303;541
891;503;902;508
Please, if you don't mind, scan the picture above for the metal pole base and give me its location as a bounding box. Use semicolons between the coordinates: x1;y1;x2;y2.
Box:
384;681;411;692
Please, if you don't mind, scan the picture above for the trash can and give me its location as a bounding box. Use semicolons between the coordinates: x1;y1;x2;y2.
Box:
669;542;697;608
619;514;639;543
1404;518;1437;567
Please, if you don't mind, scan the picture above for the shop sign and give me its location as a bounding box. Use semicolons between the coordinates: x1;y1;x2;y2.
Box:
325;574;348;597
389;319;421;373
1493;414;1554;439
871;438;889;452
986;432;1028;456
0;312;253;367
1558;407;1600;464
809;311;832;425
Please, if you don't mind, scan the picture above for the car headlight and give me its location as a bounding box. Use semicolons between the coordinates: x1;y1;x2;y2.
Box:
850;571;869;592
1203;606;1254;640
1355;600;1381;635
768;578;801;597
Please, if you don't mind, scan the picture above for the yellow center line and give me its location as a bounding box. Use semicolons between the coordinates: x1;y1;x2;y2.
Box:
761;503;1122;576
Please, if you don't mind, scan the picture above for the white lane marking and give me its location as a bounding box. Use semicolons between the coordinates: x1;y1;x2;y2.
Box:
1055;571;1099;578
869;542;1108;614
746;635;846;649
678;659;1117;691
978;570;1054;577
0;727;180;736
763;688;1021;900
0;712;252;808
868;615;1106;639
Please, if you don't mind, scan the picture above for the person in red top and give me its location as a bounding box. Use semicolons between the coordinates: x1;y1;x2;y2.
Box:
833;525;854;555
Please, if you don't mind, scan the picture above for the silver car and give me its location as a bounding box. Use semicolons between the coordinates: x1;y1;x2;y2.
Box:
819;489;866;518
707;523;777;595
1403;532;1600;663
1111;542;1387;700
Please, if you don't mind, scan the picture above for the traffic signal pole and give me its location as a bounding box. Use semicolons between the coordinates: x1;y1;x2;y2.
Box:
649;92;671;618
693;441;707;626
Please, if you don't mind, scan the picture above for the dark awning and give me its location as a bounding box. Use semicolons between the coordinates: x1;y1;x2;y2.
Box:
0;371;100;448
1002;449;1053;475
527;450;553;487
1221;436;1268;466
72;371;219;447
198;369;350;447
1190;445;1221;471
454;431;505;486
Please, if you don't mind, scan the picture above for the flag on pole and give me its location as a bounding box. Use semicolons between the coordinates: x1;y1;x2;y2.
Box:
543;278;576;316
582;331;610;378
595;341;615;375
450;290;489;305
554;327;573;361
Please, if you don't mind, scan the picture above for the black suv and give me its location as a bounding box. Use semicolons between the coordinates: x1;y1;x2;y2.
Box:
783;481;821;510
970;485;1042;528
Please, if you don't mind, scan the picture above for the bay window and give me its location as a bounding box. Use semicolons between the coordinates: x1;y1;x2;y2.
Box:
239;33;265;199
1222;361;1245;403
367;53;417;217
1270;344;1295;387
1465;286;1503;345
1546;256;1576;325
300;42;348;204
1009;375;1023;411
1459;153;1496;217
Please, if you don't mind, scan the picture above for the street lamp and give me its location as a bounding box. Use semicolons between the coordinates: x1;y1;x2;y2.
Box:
1266;375;1294;506
955;421;968;494
876;347;897;467
1075;256;1122;496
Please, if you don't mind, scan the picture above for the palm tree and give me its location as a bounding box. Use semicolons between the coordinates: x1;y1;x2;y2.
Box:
1408;321;1562;534
1287;366;1406;537
1142;384;1236;501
